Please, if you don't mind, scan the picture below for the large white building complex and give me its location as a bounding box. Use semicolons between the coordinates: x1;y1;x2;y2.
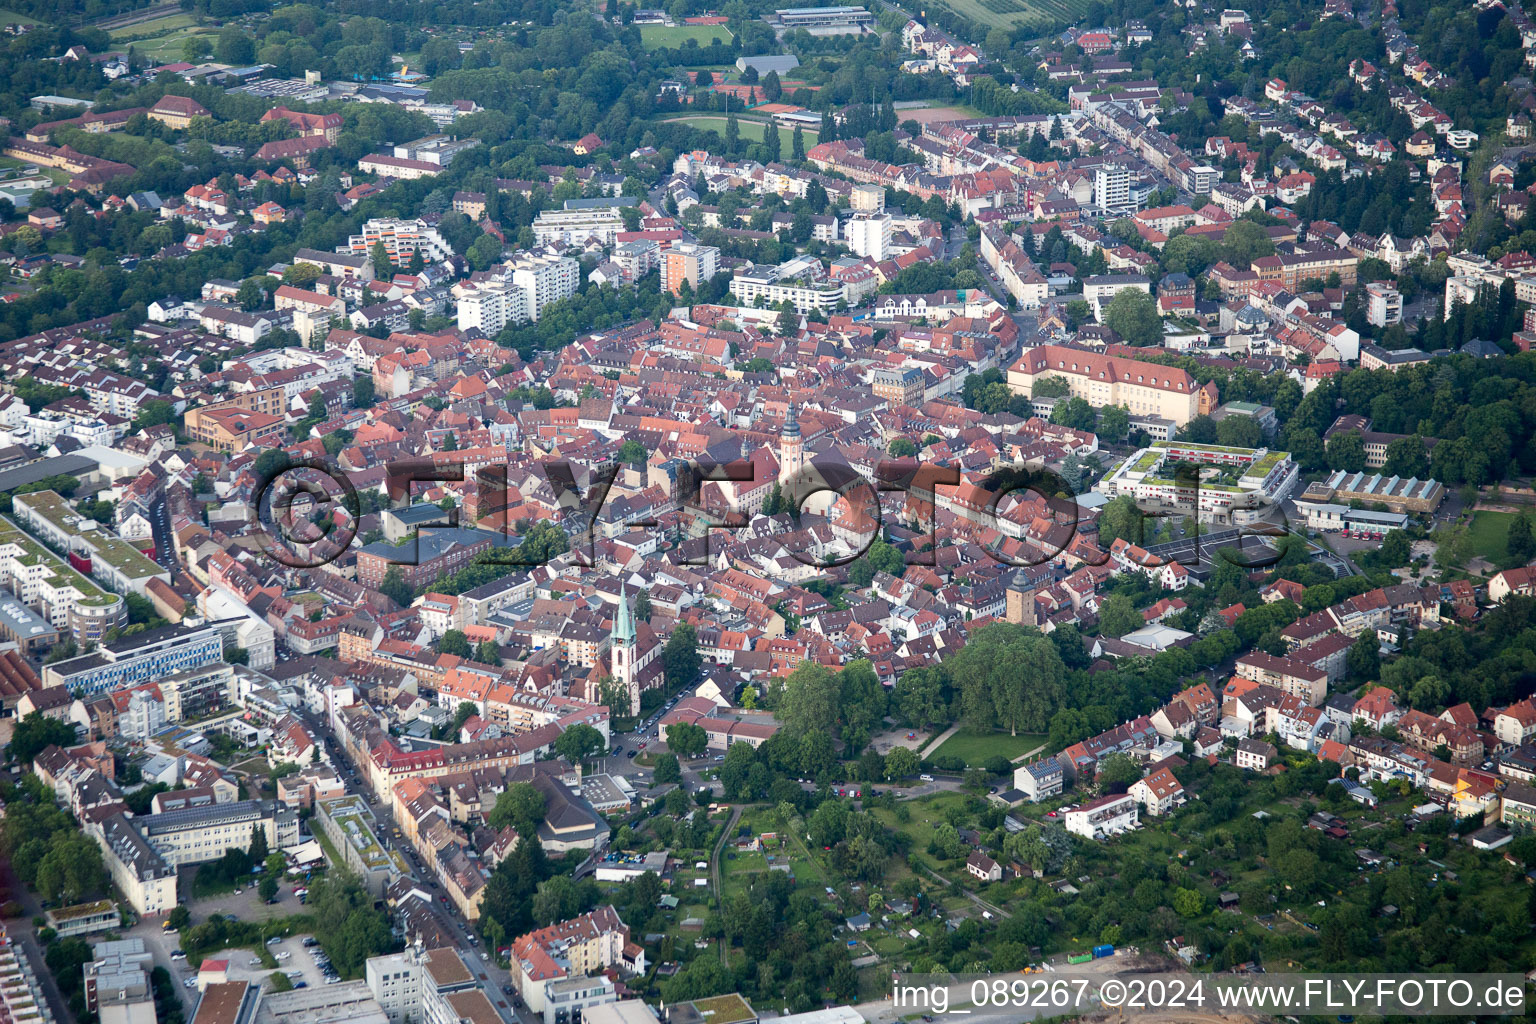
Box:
729;256;846;314
344;218;454;268
455;250;580;335
1100;441;1300;523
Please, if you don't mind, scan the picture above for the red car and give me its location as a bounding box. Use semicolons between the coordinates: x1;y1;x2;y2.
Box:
1047;811;1058;817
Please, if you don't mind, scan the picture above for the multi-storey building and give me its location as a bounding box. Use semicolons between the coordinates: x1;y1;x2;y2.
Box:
1100;441;1299;523
354;527;510;590
531;206;625;246
1006;345;1215;426
0;515;125;643
91;813;176;916
13;490;168;598
845;212;892;261
456;251;581;333
43;620;230;695
728;257;845;314
659;242;721;296
135;800;287;867
1365;281;1403;326
1234;651;1329;706
1064;792;1139;839
1093;164;1131;212
365;947;483;1024
345;218;453;268
182;406;287;453
510;907;640;1014
1250;246;1358;290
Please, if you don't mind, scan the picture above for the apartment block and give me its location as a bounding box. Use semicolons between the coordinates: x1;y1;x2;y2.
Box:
659;242;721;296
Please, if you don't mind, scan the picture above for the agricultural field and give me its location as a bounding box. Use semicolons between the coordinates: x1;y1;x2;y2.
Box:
927;0;1092;29
638;23;733;49
663;114;816;153
0;8;39;26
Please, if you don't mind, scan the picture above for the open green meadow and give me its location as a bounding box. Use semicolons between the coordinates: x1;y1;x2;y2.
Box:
664;115;816;153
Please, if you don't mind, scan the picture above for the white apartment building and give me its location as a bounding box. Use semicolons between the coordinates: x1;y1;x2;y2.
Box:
729;256;845;314
1093;164;1131;212
512;251;580;319
1064;792;1139;839
457;280;528;336
531;207;625;246
1365;281;1402;327
845;212;893;261
365;947;480;1024
612;239;660;283
345;218;453;269
455;251;580;335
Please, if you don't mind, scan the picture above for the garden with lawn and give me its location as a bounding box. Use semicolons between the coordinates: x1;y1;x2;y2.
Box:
930;728;1051;768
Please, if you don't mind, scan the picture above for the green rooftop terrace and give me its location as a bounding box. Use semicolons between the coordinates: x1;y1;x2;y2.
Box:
13;490;163;579
0;516;118;607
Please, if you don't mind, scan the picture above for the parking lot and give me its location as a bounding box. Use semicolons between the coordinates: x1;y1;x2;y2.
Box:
177;934;336;995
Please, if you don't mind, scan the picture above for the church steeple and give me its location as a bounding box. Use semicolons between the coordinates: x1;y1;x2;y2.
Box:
613;581;636;644
781;402;804;480
610;583;640;717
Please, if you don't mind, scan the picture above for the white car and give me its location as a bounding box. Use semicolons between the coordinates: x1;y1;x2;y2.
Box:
919;774;934;782
275;952;291;961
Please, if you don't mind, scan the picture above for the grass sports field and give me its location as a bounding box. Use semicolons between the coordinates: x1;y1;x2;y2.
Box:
664;114;816;153
638;23;733;48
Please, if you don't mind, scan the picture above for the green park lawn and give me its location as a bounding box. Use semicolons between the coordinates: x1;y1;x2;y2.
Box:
931;727;1050;766
664;115;815;154
1467;510;1517;567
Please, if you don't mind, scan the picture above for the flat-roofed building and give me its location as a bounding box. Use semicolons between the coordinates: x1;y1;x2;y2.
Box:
44;620;229;695
769;6;875;33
